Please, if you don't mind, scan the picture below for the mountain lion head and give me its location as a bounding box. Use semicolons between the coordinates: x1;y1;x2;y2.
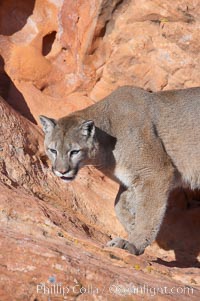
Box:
39;115;98;182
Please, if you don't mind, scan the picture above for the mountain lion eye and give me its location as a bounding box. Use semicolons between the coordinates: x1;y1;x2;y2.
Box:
48;148;57;155
70;150;80;156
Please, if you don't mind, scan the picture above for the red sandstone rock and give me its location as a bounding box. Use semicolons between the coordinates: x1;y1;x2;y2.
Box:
1;0;200;119
0;0;200;300
1;99;200;300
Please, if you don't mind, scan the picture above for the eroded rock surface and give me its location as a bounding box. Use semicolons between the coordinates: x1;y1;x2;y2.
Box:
1;97;200;300
0;0;200;300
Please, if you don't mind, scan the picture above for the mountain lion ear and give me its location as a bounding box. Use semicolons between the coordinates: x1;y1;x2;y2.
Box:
39;115;57;134
80;120;95;138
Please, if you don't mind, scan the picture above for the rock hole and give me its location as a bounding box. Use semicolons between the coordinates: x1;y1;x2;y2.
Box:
42;31;57;56
0;56;36;123
0;0;35;35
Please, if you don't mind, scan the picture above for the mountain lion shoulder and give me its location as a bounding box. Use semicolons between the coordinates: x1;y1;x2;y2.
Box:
39;85;200;255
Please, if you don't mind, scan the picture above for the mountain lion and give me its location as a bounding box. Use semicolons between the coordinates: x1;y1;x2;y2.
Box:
40;86;200;255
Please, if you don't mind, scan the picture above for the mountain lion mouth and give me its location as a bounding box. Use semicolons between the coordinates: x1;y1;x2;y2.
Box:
60;176;75;181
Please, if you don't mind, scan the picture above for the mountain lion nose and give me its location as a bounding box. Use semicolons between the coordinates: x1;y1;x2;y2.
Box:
58;169;69;175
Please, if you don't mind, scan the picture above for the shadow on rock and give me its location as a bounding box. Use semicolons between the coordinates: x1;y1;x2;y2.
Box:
156;187;200;268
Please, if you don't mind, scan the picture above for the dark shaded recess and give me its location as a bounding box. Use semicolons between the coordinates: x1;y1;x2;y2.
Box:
156;187;200;268
0;0;35;35
0;56;36;123
42;31;57;56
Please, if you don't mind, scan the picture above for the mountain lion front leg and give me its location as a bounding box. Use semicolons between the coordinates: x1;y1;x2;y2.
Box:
107;185;139;254
108;168;175;255
129;174;174;255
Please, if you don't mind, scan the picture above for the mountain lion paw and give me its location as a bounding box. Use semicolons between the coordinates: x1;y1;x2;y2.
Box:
107;237;139;255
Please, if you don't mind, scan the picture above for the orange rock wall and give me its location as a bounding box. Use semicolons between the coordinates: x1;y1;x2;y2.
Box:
1;0;200;300
1;0;200;121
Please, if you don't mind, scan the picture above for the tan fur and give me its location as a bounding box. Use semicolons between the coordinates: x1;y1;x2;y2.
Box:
40;86;200;255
